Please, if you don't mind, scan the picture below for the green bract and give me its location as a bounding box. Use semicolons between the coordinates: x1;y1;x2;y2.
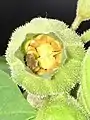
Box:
6;18;85;95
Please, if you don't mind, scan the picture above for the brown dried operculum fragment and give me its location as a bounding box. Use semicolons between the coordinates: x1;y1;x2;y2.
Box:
25;54;39;72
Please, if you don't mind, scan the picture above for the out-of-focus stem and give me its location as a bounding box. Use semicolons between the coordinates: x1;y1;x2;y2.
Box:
71;16;82;31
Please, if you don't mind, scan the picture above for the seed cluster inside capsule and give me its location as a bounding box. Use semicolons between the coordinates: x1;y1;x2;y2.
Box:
25;34;63;75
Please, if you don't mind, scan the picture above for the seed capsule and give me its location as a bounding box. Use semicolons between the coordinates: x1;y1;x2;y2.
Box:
25;34;63;75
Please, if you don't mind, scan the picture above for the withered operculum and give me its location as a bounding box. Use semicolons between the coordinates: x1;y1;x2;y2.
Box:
25;54;39;71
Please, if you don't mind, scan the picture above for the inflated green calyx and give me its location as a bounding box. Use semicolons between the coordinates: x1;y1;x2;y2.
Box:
6;18;85;95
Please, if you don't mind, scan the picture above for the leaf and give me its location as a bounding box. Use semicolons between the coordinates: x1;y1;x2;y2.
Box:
0;56;10;75
0;70;36;120
71;0;90;30
36;94;88;120
81;47;90;114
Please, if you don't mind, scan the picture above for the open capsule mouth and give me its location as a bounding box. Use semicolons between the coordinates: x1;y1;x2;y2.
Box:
23;34;63;75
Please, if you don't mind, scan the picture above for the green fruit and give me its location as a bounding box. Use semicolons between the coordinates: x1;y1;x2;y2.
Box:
6;18;85;95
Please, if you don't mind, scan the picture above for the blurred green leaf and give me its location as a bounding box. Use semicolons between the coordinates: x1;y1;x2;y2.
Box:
0;70;36;120
81;47;90;114
0;56;10;75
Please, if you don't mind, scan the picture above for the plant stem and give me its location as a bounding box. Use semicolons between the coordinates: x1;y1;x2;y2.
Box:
71;16;82;30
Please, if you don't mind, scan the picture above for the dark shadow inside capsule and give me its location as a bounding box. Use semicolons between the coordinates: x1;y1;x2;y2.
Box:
70;83;80;99
84;40;90;50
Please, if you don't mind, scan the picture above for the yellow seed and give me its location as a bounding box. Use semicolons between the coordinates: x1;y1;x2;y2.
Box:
37;43;53;57
30;40;39;48
27;50;39;58
51;40;63;52
37;68;47;75
35;35;47;44
34;66;40;72
46;35;55;43
27;46;36;51
55;53;62;64
35;35;44;40
38;56;56;70
52;51;60;56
